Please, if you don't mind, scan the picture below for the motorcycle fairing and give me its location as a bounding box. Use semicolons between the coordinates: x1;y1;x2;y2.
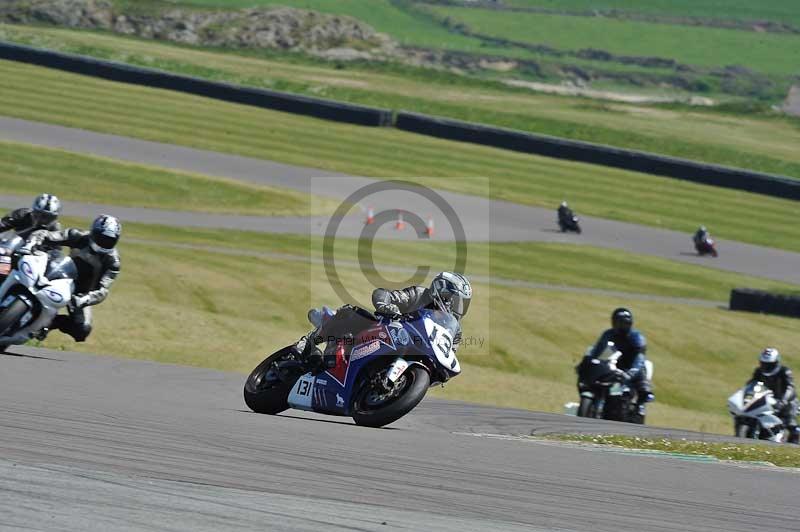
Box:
301;310;459;416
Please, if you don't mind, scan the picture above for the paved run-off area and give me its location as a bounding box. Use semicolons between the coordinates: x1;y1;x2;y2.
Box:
0;347;797;532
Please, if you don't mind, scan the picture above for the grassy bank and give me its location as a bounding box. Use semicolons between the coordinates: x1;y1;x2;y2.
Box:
0;140;325;216
2;25;800;180
3;59;800;254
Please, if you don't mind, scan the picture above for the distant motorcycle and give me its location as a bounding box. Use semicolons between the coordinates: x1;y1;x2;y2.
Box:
575;342;654;424
558;214;582;234
728;381;786;442
0;250;78;351
244;307;462;428
695;236;718;257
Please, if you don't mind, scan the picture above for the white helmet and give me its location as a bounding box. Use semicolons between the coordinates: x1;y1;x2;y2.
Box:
31;193;61;227
759;347;781;376
430;272;472;320
89;214;122;254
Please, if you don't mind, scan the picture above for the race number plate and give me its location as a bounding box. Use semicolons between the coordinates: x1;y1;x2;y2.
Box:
287;373;315;410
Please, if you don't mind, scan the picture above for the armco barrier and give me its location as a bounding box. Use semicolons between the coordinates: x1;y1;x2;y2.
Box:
396;112;800;201
0;42;393;127
730;288;800;318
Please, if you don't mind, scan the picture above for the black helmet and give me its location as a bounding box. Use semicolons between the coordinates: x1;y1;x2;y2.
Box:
31;193;61;227
759;347;780;376
611;307;633;333
89;215;121;254
430;272;472;320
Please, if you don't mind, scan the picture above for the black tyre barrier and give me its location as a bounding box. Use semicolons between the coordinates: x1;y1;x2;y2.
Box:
0;42;393;127
396;112;800;201
730;288;800;318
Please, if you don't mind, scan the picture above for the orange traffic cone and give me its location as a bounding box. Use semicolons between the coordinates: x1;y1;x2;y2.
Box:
425;216;434;237
365;206;375;225
395;211;405;231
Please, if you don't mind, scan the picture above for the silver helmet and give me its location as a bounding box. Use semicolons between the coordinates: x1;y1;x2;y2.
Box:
89;215;121;254
430;272;472;320
759;347;780;376
31;193;61;227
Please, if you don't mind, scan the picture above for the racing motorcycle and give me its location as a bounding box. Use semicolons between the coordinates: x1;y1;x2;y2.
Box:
695;236;718;257
0;250;77;352
244;307;462;427
728;381;786;442
575;342;654;424
558;214;582;234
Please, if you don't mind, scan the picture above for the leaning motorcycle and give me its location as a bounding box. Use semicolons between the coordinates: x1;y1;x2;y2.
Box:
727;381;786;442
244;307;461;427
695;237;718;257
575;342;654;424
558;214;582;234
0;250;78;352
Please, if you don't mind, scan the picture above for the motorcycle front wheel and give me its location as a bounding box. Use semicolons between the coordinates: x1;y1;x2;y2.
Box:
0;298;27;335
577;396;595;418
352;366;430;428
243;347;302;415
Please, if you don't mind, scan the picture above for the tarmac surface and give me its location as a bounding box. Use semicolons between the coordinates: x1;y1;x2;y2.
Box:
1;117;798;284
1;346;797;532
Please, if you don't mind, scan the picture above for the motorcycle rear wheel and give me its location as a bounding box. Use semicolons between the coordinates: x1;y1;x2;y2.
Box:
243;348;301;415
352;366;430;428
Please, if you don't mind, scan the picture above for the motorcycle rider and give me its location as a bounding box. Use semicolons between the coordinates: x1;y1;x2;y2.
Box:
295;272;472;370
747;348;798;444
557;201;574;227
585;308;654;414
19;215;122;342
0;193;62;240
693;226;710;246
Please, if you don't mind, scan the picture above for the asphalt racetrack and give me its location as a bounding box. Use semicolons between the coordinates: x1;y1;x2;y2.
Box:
1;346;797;532
1;117;799;285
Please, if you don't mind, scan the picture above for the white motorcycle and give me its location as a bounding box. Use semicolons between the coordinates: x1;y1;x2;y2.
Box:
728;381;785;442
0;250;77;351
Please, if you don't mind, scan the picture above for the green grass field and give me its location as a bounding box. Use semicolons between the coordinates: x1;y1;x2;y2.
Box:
3;24;799;180
0;141;327;215
31;219;800;435
431;5;800;76
3;59;800;254
505;0;800;27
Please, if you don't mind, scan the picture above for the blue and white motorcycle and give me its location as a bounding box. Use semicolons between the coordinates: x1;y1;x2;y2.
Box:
244;307;461;427
0;249;77;351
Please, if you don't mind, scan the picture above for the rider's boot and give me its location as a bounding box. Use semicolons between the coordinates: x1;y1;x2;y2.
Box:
788;426;800;444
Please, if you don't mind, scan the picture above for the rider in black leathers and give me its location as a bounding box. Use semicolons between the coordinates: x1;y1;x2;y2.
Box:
585;308;654;414
21;215;122;342
296;272;471;369
557;201;574;227
693;226;710;246
0;193;61;241
748;348;798;444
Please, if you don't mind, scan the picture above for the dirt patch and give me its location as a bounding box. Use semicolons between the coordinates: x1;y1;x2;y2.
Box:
503;79;714;106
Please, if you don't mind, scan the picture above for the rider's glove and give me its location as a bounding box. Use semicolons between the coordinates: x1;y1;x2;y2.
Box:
774;400;786;412
15;247;32;256
375;303;401;319
614;369;631;382
71;295;90;309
